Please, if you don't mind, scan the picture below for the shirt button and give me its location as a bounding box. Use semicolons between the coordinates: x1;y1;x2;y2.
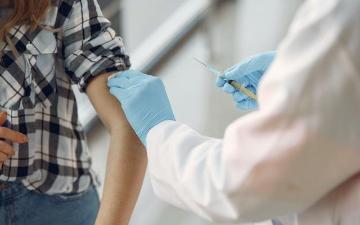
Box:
26;44;36;53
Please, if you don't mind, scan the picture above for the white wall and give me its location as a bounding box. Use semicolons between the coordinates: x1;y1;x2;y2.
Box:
87;1;303;225
234;0;303;58
122;0;184;52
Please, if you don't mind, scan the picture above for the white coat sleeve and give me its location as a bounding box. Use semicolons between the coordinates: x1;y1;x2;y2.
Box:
146;0;360;223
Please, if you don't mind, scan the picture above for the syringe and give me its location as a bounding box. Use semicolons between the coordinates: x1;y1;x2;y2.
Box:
194;57;257;100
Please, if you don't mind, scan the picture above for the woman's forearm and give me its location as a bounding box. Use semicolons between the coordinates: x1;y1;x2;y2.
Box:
86;72;147;225
96;126;147;225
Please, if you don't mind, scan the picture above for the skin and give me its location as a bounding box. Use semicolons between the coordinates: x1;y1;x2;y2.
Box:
0;112;28;167
86;72;147;225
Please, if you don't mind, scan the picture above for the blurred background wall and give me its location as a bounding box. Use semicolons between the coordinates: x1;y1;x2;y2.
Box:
80;0;303;224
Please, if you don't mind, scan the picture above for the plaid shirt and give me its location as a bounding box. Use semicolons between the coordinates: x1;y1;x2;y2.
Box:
0;0;130;194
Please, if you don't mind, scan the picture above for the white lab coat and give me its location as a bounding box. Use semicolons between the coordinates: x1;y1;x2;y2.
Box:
146;0;360;224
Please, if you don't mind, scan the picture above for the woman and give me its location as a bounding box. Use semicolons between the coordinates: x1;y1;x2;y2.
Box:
0;1;146;225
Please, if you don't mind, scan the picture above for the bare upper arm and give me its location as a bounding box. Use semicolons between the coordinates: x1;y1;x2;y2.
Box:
85;72;129;132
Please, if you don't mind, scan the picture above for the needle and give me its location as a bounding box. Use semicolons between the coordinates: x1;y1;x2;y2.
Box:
193;57;222;76
193;57;257;100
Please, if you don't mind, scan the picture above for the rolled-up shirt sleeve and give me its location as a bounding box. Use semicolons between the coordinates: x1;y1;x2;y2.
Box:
62;0;130;91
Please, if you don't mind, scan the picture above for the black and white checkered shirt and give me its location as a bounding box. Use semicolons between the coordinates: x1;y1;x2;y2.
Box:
0;0;130;194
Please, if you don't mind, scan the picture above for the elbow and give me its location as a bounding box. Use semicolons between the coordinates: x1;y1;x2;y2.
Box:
218;162;309;223
221;126;316;221
149;171;263;224
231;177;315;223
206;190;301;224
193;194;277;224
204;211;261;224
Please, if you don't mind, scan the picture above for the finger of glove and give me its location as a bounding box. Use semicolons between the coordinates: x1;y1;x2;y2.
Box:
109;87;130;103
244;70;263;88
222;82;236;94
216;76;226;87
108;75;130;88
232;91;249;103
224;69;252;87
234;83;257;95
113;69;143;79
108;70;151;88
236;99;258;110
108;74;144;89
246;85;257;96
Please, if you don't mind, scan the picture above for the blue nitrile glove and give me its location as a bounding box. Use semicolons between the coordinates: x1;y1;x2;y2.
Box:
108;70;175;146
216;51;276;110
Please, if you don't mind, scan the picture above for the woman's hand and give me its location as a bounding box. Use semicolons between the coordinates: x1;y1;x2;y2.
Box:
0;112;28;166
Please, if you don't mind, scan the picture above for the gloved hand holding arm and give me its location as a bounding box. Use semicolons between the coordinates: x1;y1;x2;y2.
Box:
216;51;276;110
108;70;175;146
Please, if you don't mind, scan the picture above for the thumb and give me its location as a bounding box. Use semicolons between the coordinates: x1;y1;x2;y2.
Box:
0;112;7;126
216;76;226;87
109;87;129;103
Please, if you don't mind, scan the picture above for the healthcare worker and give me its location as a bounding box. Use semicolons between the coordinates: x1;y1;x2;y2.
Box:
108;0;360;224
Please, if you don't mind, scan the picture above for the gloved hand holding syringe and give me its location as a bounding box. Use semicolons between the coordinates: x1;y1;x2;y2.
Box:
194;57;257;100
194;52;276;110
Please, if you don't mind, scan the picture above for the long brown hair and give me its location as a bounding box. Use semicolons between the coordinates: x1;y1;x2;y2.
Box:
0;0;51;50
